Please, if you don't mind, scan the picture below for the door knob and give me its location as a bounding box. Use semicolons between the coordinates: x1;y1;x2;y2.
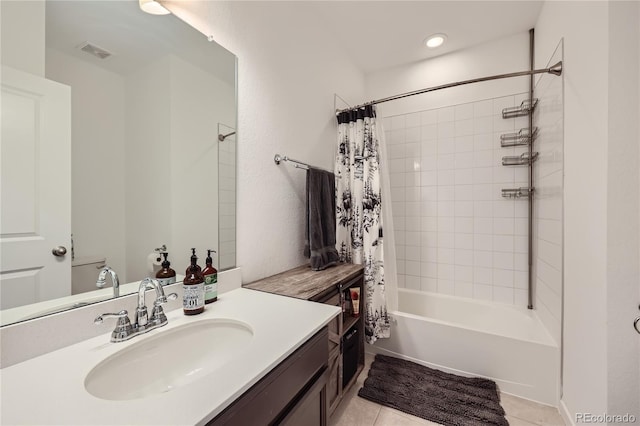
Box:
52;246;67;257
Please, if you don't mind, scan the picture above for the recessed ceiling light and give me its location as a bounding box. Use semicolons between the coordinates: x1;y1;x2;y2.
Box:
425;33;447;49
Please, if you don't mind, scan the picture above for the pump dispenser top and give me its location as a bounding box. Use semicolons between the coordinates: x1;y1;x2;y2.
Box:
155;252;176;286
185;248;202;275
183;248;204;315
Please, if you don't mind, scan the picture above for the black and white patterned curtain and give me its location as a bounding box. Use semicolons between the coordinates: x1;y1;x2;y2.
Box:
335;105;390;344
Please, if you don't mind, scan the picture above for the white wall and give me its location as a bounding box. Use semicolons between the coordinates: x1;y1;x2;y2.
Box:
45;48;127;282
606;1;640;420
537;1;608;418
536;0;640;420
125;54;237;278
532;41;564;346
365;32;530;118
125;57;172;280
169;55;235;269
164;1;366;283
535;1;609;417
44;49;234;282
0;0;45;77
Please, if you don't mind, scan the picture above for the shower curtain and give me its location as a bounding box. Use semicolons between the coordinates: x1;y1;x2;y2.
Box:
335;105;390;344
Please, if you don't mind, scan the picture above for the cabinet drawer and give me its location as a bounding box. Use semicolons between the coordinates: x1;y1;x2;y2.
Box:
209;328;328;425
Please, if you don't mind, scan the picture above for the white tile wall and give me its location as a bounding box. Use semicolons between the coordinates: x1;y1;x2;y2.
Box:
384;94;533;306
532;44;564;344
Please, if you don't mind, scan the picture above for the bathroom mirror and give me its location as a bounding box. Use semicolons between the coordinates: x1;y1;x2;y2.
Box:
0;0;237;326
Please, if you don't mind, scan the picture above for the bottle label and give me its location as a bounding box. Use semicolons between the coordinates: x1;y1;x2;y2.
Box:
204;273;218;300
157;277;176;287
183;283;204;311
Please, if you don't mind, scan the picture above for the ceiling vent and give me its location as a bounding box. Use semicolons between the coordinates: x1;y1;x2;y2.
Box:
77;42;112;60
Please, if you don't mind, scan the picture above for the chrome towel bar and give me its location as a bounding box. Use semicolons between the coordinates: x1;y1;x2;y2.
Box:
274;154;310;170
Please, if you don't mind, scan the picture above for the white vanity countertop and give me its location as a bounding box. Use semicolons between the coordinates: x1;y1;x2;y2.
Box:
0;288;341;425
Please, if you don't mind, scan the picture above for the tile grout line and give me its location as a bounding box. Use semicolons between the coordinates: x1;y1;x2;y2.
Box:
371;404;382;425
506;414;544;426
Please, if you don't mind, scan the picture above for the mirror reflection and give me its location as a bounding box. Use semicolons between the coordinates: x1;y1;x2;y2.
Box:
0;0;237;326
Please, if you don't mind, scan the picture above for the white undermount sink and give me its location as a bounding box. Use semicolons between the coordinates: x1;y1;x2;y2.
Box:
84;319;254;401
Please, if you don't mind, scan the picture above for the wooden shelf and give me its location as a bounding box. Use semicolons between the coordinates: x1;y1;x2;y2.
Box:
343;314;359;333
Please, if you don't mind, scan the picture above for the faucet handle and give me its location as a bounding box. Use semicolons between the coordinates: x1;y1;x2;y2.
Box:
155;292;178;305
94;310;134;343
94;310;128;324
150;293;178;325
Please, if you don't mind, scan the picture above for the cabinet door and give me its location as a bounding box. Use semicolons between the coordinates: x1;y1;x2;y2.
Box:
209;329;328;426
280;370;328;426
326;347;342;415
324;293;342;353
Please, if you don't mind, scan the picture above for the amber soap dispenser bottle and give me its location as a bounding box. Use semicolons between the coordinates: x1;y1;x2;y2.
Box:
183;248;204;315
202;249;218;304
156;252;176;286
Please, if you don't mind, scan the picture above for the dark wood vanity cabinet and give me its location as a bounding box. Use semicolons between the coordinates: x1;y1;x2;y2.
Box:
208;327;329;426
244;264;365;419
310;271;365;415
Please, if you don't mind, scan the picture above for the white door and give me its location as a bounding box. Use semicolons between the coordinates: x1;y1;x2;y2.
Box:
1;66;71;310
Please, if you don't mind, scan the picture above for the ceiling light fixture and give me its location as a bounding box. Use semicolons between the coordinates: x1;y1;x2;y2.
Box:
139;0;171;15
425;33;447;49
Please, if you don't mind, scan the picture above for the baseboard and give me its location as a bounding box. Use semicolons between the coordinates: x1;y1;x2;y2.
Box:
560;399;574;426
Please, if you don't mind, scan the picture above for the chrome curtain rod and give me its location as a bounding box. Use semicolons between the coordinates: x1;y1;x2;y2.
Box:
335;61;563;114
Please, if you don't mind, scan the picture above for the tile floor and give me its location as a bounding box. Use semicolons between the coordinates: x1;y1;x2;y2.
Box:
330;353;566;426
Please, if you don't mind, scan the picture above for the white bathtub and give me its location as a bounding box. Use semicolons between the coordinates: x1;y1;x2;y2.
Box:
369;289;560;406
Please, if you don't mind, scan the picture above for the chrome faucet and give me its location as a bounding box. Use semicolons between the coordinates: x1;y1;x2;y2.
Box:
95;278;177;343
135;277;177;328
96;266;120;298
135;278;153;327
148;278;174;326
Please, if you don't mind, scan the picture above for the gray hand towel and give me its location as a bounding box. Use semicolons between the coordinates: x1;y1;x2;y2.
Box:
304;168;339;271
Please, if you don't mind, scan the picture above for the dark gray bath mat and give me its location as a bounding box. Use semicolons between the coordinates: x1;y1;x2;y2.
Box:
358;354;508;426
